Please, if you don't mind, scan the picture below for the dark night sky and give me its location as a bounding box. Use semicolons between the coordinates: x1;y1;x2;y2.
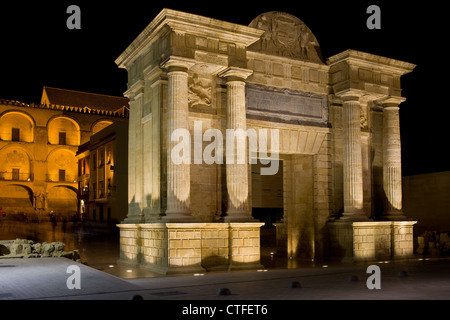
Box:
0;1;447;176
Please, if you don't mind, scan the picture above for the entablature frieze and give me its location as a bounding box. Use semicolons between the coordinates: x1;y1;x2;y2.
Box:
328;50;415;103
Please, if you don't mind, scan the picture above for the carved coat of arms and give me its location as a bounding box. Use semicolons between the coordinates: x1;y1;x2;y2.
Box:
6;150;25;164
249;12;324;63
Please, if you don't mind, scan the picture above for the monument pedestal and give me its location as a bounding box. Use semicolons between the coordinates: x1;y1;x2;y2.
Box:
327;220;416;262
117;222;264;274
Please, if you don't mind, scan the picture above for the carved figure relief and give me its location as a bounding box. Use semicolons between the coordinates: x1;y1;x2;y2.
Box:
249;12;324;63
188;74;212;109
360;104;368;129
34;192;46;209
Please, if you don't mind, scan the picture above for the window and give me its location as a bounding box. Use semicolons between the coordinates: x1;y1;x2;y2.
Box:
59;132;66;145
12;128;20;142
99;181;105;198
59;169;66;182
99;150;105;167
93;183;97;199
12;168;20;180
92;154;97;171
106;145;111;164
81;159;86;175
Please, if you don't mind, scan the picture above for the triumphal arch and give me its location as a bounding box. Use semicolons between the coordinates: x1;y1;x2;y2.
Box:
115;9;416;274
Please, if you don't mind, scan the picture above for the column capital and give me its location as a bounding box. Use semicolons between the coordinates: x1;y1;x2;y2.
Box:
335;90;365;102
377;96;406;109
160;56;196;72
218;66;253;82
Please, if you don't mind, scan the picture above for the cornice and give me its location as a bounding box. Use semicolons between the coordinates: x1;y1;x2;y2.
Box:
327;49;416;75
115;8;264;70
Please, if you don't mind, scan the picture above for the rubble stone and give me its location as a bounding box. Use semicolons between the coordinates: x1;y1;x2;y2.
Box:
0;239;80;261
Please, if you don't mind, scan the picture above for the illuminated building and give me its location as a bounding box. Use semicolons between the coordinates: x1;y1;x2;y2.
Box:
116;9;417;273
0;87;128;220
76;121;128;223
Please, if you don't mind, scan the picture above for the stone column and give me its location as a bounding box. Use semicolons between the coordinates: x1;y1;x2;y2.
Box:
219;67;254;222
341;94;367;221
381;99;406;220
122;86;144;223
161;57;197;222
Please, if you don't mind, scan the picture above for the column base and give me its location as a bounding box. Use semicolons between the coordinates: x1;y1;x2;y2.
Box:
379;211;408;221
117;222;265;275
340;212;372;222
327;220;417;262
162;209;201;223
121;216;144;224
223;209;256;222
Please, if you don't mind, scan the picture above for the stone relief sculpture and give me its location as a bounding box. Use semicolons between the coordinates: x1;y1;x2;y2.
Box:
33;192;46;210
6;150;25;164
54;153;71;168
360;104;368;129
249;12;324;63
188;74;212;109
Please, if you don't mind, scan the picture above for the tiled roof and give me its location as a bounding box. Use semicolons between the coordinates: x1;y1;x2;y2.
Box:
43;87;129;112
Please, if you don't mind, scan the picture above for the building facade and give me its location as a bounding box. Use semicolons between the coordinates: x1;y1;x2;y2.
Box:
0;87;128;221
76;121;129;224
115;9;416;273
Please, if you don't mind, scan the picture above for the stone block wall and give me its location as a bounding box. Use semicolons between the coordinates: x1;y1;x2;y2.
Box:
353;222;392;260
327;221;416;262
392;222;415;257
117;222;264;274
141;225;169;273
229;224;262;266
117;226;141;266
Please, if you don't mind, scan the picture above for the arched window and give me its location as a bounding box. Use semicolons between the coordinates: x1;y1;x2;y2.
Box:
0;147;33;181
91;120;113;134
0;112;35;143
46;149;77;183
47;117;80;146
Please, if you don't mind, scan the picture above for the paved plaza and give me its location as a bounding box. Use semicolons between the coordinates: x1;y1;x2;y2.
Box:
1;257;450;301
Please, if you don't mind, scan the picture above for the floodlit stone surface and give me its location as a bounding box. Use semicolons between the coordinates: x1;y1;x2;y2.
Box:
117;222;264;274
116;9;416;272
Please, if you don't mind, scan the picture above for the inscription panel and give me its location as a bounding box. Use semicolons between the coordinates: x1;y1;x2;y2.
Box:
246;84;328;127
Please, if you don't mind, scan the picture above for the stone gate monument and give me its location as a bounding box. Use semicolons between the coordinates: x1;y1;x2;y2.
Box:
115;9;416;274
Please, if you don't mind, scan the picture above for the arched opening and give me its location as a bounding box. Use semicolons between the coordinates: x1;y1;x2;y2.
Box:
91;120;113;134
0;184;34;217
46;149;77;183
47;185;78;220
0;146;33;181
47;116;80;146
0;111;35;142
